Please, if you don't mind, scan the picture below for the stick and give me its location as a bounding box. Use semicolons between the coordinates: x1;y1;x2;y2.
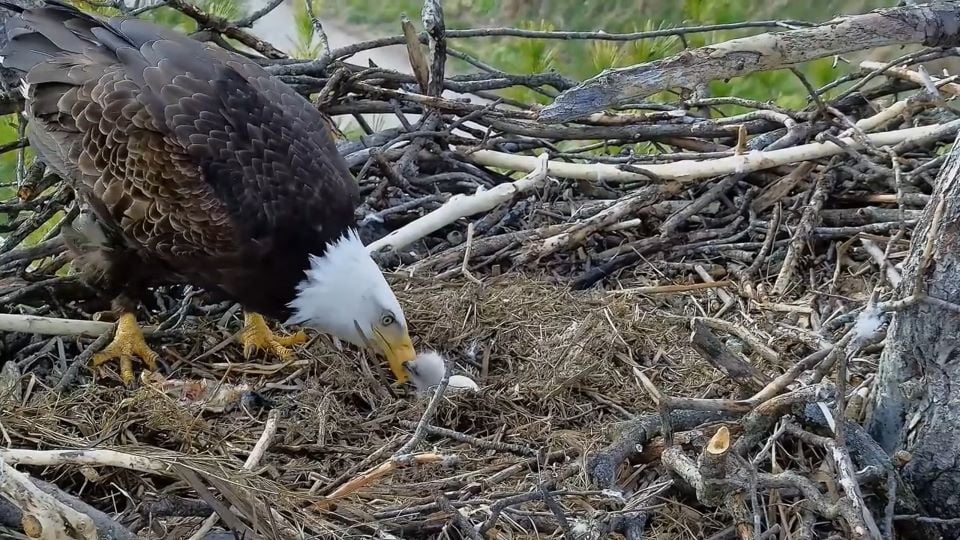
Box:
772;166;833;295
460;222;483;285
316;453;451;503
164;0;286;58
395;358;452;459
608;281;734;295
0;313;158;338
31;478;136;540
459;119;960;183
538;3;960;122
692;317;780;365
516;183;675;264
366;153;549;253
860;60;960;97
401;15;430;93
0;449;171;476
187;410;281;540
436;494;482;540
690;320;771;391
54;332;112;392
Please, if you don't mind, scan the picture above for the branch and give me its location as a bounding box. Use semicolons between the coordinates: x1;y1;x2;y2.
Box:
0;457;97;540
165;0;287;59
0;449;172;476
539;3;960;122
0;313;158;338
366;153;549;253
515;183;677;264
459;119;960;183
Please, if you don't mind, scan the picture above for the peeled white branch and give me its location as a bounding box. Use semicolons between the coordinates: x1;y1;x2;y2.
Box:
460;119;960;183
366;153;549;253
861;60;960;98
0;449;171;476
539;3;960;122
0;313;158;337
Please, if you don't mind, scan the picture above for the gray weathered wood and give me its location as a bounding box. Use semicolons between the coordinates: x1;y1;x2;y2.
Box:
539;2;960;123
869;128;960;538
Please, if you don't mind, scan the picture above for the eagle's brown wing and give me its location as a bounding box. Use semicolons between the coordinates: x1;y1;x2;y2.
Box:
0;1;359;311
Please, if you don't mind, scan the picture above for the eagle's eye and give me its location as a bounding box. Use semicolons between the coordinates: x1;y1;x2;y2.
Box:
380;313;396;327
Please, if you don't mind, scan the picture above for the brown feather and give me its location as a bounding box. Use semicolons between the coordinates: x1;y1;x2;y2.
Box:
0;0;360;318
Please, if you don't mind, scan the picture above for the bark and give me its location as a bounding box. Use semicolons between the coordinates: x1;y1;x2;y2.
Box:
868;129;960;538
539;2;960;123
460;119;960;183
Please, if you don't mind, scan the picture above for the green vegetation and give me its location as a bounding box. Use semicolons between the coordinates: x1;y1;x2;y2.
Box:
290;0;327;59
322;0;894;108
0;0;901;232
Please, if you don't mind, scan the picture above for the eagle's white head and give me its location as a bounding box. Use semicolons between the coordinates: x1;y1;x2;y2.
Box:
286;229;415;382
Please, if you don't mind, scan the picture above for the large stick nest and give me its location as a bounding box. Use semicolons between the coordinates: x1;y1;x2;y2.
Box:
0;0;957;539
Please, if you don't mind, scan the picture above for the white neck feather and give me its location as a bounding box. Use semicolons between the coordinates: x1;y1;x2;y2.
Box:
285;229;402;346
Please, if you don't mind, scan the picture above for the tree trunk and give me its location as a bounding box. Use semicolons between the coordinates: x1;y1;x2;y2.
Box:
868;130;960;538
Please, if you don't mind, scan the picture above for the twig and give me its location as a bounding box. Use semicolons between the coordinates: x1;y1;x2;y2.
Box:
860;60;960;97
608;281;733;296
772;165;833;295
742;203;781;279
164;0;286;58
317;453;453;503
436;494;482;540
395;420;535;455
395;358;452;460
188;409;281;540
690;320;771;391
460;222;483;285
54;332;112;392
516;183;676;264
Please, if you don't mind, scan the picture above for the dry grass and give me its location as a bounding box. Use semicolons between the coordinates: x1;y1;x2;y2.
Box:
1;274;783;538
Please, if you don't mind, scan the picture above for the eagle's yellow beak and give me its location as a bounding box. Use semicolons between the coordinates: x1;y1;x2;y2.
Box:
376;328;416;383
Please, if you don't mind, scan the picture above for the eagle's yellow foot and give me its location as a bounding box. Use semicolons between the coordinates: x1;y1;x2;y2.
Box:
91;312;159;386
240;312;307;360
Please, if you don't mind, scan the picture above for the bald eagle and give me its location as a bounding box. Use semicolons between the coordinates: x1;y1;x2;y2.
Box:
0;1;415;384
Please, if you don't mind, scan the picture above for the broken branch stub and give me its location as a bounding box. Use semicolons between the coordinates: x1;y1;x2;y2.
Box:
538;3;960;123
0;458;97;540
698;426;732;507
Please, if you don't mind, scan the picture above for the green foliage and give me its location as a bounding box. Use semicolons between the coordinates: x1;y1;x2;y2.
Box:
201;0;246;21
489;20;558;105
134;0;251;35
323;0;893;114
325;0;493;32
290;0;326;59
0;116;24;206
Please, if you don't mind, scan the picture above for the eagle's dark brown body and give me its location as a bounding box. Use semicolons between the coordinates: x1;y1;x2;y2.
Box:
0;1;359;319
